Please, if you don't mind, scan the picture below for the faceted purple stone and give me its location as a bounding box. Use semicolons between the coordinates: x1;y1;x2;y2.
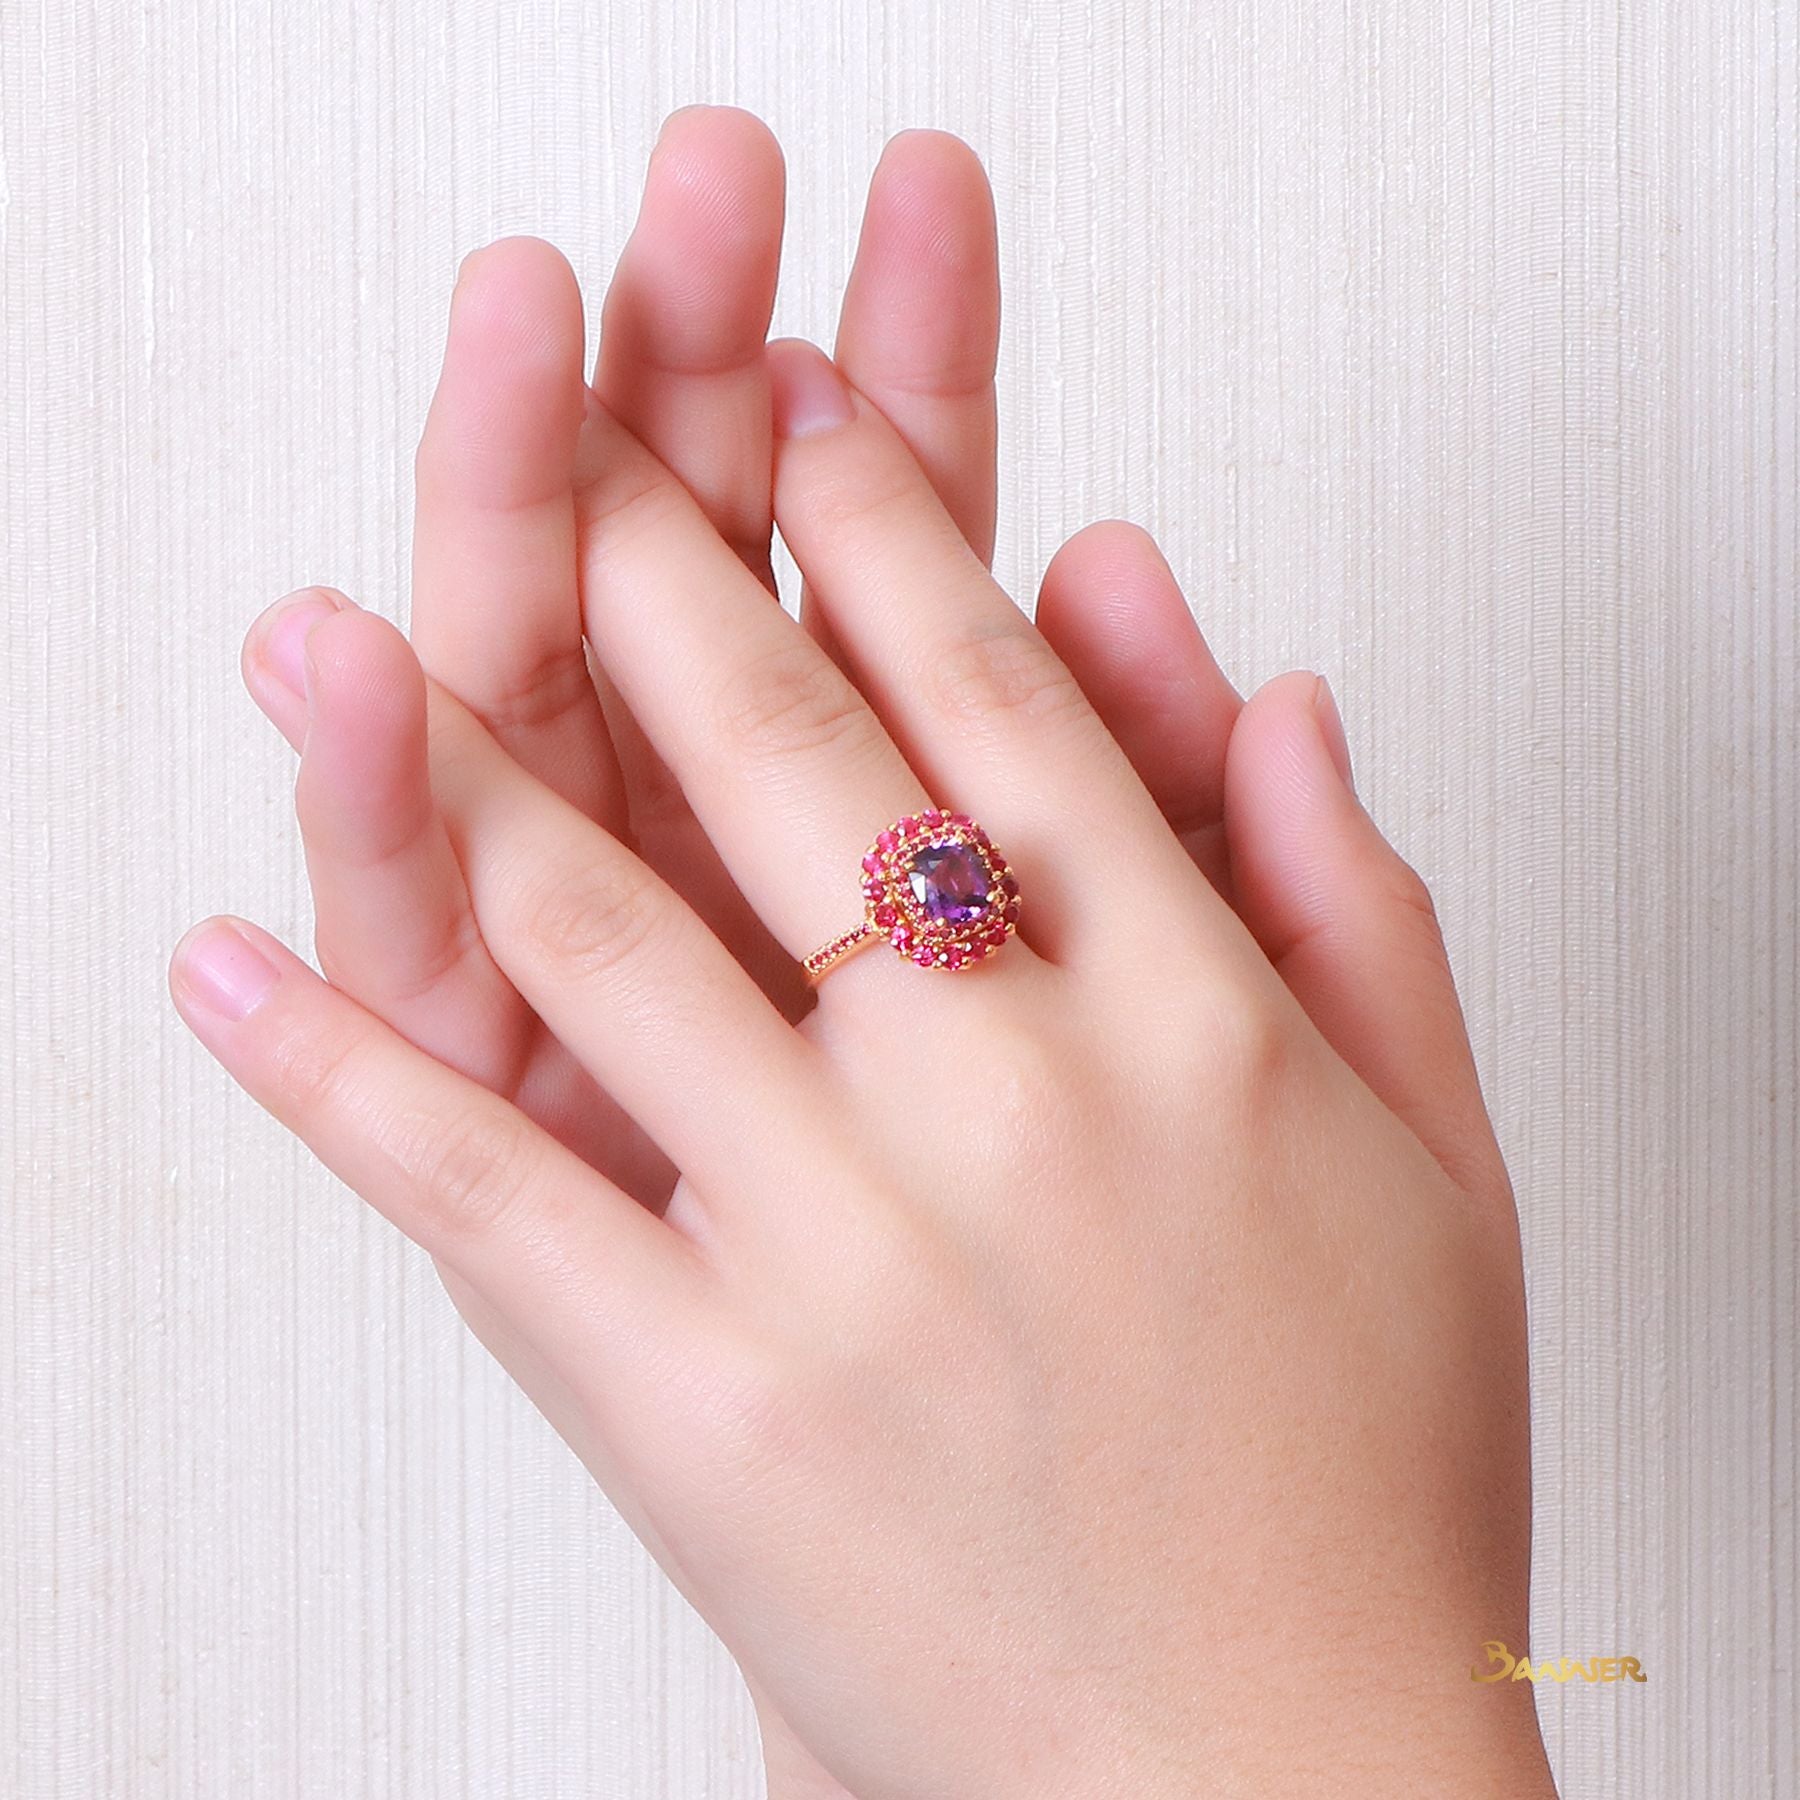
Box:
907;841;991;924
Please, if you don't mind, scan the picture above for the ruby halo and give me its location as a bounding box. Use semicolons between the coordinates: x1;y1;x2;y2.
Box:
858;809;1020;971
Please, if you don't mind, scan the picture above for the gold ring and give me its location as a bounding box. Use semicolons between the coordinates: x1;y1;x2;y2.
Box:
802;809;1020;983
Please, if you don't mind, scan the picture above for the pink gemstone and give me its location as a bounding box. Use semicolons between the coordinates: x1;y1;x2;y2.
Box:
862;853;882;874
891;928;912;948
898;816;918;836
876;830;897;852
922;808;943;827
874;904;896;927
913;947;936;967
944;948;965;970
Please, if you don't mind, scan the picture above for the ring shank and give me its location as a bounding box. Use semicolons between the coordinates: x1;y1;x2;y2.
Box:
802;922;881;984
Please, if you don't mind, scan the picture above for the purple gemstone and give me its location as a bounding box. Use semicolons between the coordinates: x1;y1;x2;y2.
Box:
907;841;991;925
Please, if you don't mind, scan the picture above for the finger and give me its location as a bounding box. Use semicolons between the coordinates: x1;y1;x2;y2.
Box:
247;593;762;1204
167;916;704;1377
1223;672;1511;1198
1034;521;1242;896
420;670;829;1201
828;129;1001;566
242;584;345;752
589;104;786;891
594;104;785;585
411;237;621;820
245;589;527;1078
570;403;950;977
767;341;1241;971
291;605;529;1082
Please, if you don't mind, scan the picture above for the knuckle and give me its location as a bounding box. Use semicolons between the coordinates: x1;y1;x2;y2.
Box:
978;1020;1070;1146
317;908;485;1009
469;644;598;737
261;1012;543;1245
925;623;1086;733
1203;981;1296;1110
267;1013;371;1128
803;455;919;536
576;457;690;563
672;1332;825;1495
395;1104;541;1243
1385;855;1443;931
521;854;665;984
714;641;875;767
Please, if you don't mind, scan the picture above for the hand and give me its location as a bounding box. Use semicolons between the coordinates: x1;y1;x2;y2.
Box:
175;116;1555;1798
237;113;1012;1789
238;109;1006;1210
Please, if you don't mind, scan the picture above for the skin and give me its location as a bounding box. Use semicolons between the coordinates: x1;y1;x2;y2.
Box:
177;111;1556;1798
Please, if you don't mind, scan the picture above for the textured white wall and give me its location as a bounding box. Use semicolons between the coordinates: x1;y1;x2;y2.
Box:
3;1;1795;1795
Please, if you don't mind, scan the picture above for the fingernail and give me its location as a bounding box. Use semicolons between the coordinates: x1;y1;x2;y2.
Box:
266;593;339;697
454;242;494;294
657;103;708;144
173;920;280;1021
771;347;854;439
574;385;607;484
1312;676;1356;795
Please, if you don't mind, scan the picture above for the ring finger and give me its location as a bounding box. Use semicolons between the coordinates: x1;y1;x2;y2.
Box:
767;341;1247;974
572;403;1043;986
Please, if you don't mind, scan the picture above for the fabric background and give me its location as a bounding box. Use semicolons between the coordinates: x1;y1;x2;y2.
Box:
3;1;1795;1794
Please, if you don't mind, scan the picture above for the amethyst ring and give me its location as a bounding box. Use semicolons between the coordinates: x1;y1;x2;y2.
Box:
801;809;1022;983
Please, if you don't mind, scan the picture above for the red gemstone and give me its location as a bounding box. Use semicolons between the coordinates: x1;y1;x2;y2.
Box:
874;904;896;927
922;808;943;827
898;815;918;836
1000;874;1019;897
877;830;898;852
987;924;1007;945
862;853;882;874
944;948;965;970
1004;900;1021;922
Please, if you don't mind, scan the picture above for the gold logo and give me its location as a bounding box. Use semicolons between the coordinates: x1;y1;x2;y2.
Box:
1471;1641;1646;1684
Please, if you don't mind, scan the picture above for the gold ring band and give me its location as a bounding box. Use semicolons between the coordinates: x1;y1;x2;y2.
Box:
802;809;1020;984
802;924;882;984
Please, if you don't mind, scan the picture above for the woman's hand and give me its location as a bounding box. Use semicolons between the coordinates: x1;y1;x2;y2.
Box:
237;110;1005;1215
176;114;1555;1798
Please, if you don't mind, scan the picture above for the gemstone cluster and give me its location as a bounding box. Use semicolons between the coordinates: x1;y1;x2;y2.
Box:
859;809;1020;971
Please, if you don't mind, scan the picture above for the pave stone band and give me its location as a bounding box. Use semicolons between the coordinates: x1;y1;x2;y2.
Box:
802;809;1021;984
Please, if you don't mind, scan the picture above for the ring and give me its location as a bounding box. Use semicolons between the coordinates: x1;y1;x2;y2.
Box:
802;809;1021;983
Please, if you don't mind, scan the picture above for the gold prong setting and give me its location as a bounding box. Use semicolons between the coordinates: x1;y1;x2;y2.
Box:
858;809;1020;972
